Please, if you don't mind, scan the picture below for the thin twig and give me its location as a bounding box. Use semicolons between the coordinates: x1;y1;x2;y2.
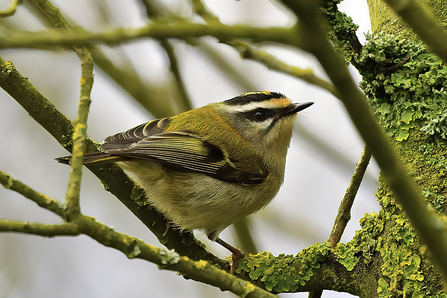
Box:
233;217;258;255
0;170;66;218
0;219;80;236
28;0;94;219
228;40;339;99
140;0;193;113
191;0;338;98
63;46;93;219
328;146;372;248
0;0;23;17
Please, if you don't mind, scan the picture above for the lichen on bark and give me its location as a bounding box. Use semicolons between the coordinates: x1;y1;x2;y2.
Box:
344;1;447;295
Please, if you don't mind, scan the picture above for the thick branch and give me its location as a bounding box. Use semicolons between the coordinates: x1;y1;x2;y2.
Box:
280;0;447;282
236;243;380;296
383;0;447;63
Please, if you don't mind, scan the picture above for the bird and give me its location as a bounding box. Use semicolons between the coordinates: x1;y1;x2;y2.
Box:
56;91;313;271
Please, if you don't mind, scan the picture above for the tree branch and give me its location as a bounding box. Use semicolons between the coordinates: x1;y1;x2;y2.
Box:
0;219;80;236
27;0;93;219
0;170;66;218
383;0;447;63
228;40;339;99
329;146;372;248
0;22;297;50
0;0;23;17
64;48;93;219
190;0;339;99
280;0;447;282
63;47;93;219
140;0;193;113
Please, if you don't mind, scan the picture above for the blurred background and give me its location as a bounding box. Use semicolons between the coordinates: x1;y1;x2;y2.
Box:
0;0;378;297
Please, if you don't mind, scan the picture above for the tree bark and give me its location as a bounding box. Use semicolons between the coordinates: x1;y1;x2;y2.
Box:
349;0;447;296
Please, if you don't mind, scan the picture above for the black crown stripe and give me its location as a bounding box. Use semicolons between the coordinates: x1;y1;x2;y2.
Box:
224;91;286;106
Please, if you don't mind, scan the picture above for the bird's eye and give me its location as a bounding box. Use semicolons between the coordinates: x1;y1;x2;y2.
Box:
253;111;266;122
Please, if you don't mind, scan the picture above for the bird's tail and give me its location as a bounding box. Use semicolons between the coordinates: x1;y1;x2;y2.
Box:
55;152;124;165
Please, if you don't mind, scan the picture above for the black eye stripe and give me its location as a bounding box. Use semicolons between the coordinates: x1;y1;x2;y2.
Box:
242;108;277;122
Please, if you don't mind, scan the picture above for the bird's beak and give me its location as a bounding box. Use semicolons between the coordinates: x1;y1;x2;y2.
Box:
284;102;314;115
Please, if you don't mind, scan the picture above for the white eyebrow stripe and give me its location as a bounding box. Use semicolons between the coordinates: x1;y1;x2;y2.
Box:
226;101;278;113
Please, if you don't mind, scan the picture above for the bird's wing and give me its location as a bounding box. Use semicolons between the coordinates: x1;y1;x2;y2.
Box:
101;119;266;184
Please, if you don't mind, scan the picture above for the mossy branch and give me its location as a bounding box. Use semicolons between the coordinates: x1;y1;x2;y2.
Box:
320;0;363;68
280;0;447;281
383;0;447;63
74;215;277;298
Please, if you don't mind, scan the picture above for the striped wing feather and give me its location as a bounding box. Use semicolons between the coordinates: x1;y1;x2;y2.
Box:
101;119;266;184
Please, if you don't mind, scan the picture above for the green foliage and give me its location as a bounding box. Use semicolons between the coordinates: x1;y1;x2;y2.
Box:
359;33;447;141
238;243;331;292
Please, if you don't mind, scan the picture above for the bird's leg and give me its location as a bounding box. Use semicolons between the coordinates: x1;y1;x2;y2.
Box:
216;237;245;274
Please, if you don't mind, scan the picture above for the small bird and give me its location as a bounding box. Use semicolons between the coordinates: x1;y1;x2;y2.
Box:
57;91;313;270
